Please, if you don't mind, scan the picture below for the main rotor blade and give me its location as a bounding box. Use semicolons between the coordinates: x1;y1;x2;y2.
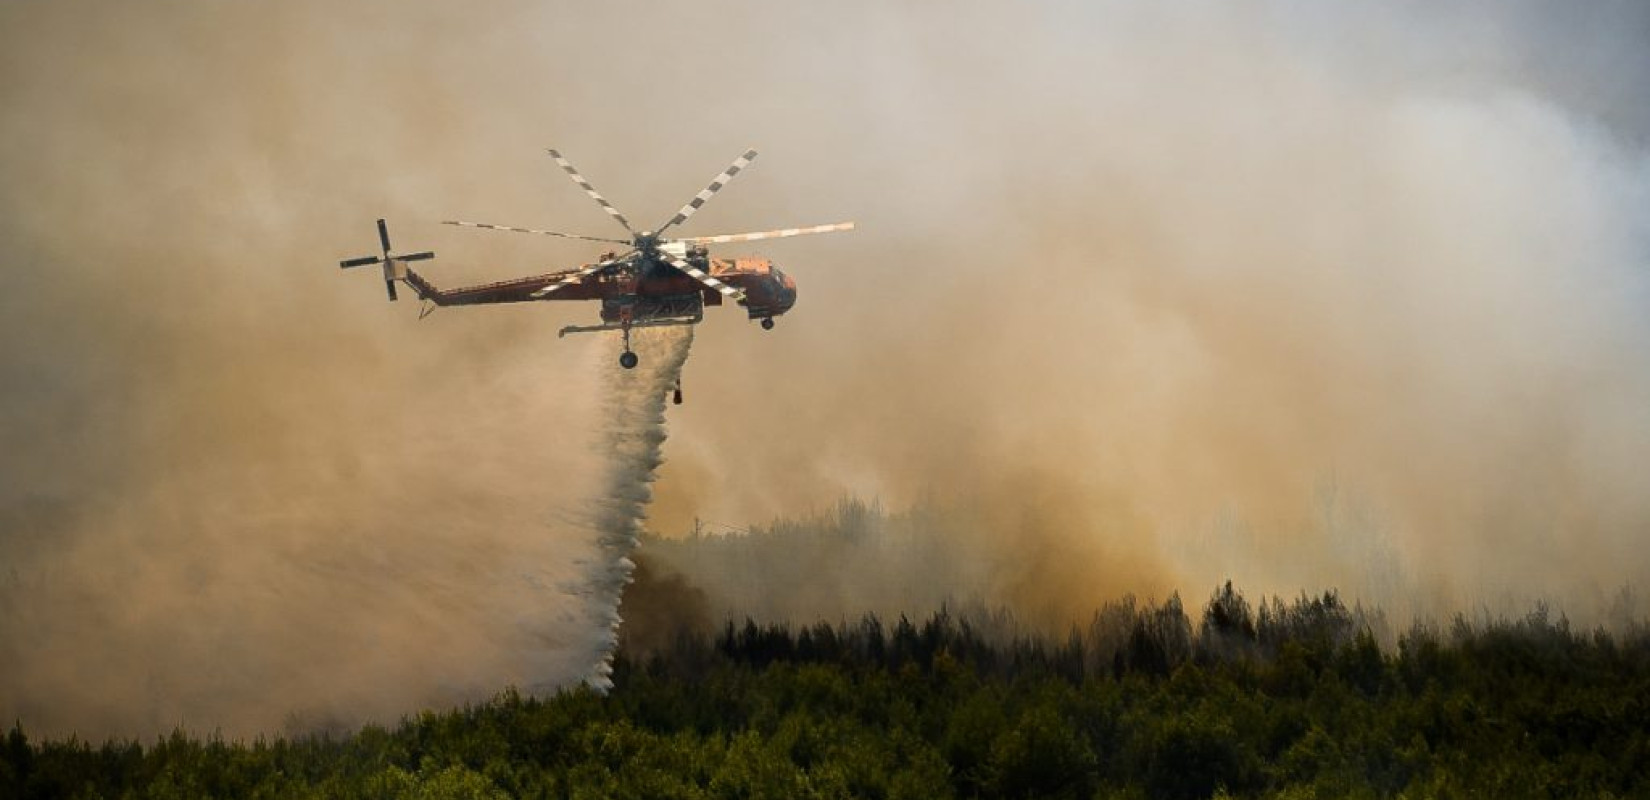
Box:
443;220;629;244
683;221;856;245
531;251;637;298
654;149;758;237
340;255;383;268
398;251;436;262
662;252;745;302
546;149;636;234
376;218;391;254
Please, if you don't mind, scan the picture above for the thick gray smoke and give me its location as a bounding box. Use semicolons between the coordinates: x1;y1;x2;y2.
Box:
575;328;694;691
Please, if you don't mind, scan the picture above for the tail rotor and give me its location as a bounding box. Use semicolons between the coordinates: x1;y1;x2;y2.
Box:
339;218;434;301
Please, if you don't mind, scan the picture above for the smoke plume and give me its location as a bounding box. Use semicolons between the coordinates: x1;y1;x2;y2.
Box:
2;0;1649;739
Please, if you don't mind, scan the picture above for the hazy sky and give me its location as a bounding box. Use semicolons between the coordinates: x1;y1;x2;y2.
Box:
2;0;1647;738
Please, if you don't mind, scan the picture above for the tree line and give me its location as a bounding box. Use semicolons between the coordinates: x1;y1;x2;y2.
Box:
5;583;1648;799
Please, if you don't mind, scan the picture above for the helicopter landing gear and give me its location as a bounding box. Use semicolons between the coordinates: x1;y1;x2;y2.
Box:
760;317;775;330
619;321;638;369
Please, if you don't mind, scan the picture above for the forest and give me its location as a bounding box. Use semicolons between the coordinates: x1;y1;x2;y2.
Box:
4;582;1648;799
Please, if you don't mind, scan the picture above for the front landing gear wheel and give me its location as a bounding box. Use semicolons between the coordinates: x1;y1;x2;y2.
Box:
761;317;775;330
619;351;639;369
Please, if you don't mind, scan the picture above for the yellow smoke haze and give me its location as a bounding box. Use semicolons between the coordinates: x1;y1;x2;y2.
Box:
1;0;1647;738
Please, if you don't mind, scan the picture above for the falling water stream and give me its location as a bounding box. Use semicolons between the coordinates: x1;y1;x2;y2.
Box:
574;326;694;690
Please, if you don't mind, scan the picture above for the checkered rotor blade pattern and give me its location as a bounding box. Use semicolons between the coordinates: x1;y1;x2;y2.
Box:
662;252;745;302
683;221;856;245
530;251;636;298
546;149;636;234
442;220;628;244
655;149;758;236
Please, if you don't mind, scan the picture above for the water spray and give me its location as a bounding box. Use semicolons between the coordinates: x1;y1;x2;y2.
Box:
576;326;694;690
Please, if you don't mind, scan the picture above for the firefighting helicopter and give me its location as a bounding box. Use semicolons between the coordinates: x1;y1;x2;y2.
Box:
338;148;854;377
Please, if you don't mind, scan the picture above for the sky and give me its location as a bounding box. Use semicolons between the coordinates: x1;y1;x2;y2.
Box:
2;0;1648;738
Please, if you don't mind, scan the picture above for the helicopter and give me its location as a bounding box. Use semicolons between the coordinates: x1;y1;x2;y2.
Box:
339;148;854;376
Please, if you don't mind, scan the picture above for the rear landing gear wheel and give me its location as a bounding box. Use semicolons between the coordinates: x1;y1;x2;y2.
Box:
761;317;775;330
619;351;639;369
